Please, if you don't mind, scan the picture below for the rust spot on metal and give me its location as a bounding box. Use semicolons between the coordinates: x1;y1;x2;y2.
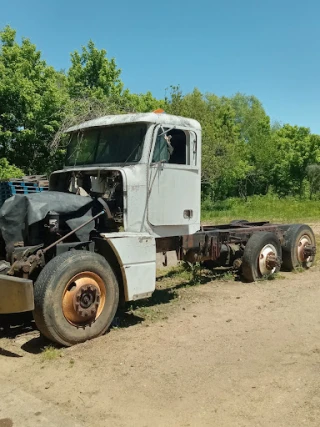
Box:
303;244;316;259
265;253;280;269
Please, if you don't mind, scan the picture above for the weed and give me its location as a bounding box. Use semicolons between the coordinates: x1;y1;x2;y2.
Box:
293;266;305;273
41;345;62;362
220;271;235;281
157;264;185;279
259;272;285;281
182;261;202;284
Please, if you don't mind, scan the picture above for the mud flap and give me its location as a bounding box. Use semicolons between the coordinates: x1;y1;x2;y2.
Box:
0;275;34;314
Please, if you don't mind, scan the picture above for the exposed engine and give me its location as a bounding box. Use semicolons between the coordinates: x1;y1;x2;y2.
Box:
0;169;124;277
50;169;124;231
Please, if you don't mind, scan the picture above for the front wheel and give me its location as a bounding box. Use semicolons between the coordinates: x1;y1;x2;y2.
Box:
241;232;282;282
33;251;119;346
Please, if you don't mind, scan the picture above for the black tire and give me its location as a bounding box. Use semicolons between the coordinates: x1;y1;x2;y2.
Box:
242;232;282;282
33;251;119;346
281;224;316;271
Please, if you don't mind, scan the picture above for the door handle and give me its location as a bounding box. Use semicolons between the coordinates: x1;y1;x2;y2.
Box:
183;210;193;219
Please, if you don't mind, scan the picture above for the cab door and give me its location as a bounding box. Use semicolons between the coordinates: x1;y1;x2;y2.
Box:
147;125;201;227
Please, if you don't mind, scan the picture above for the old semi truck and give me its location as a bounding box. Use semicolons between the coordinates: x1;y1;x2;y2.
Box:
0;112;316;346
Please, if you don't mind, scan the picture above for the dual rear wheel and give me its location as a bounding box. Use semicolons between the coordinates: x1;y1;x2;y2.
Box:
241;225;316;282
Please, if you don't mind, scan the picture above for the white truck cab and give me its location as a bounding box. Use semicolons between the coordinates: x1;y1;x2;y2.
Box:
55;111;202;237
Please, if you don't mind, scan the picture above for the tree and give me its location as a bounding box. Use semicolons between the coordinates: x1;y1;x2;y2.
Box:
67;40;123;100
307;164;320;199
271;125;320;197
229;93;275;196
122;90;166;113
0;26;69;174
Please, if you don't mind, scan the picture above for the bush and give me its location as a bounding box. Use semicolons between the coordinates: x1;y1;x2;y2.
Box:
0;158;24;181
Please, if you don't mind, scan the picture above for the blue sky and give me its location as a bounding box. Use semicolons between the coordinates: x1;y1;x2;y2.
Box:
1;0;320;132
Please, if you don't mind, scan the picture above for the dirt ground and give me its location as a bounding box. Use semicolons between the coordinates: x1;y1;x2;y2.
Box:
1;230;320;426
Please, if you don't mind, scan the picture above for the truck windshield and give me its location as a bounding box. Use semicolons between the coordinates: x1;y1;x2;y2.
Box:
65;123;147;166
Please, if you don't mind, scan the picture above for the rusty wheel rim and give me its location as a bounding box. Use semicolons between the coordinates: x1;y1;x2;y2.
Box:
62;272;106;326
297;234;313;265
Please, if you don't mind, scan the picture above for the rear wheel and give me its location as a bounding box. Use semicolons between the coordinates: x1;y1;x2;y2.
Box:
242;232;282;282
281;224;316;271
33;251;119;346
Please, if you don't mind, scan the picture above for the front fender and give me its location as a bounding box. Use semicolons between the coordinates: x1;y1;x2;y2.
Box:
100;232;156;301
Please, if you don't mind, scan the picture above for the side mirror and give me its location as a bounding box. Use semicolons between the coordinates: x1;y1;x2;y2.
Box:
164;134;174;156
193;138;197;154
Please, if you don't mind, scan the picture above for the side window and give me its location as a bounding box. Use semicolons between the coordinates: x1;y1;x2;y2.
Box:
152;130;170;163
152;128;189;165
168;129;187;164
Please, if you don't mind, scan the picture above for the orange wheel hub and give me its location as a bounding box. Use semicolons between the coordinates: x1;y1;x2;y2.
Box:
62;272;106;326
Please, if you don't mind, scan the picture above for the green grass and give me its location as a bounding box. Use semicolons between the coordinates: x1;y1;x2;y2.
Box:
259;272;285;281
41;345;62;362
201;195;320;224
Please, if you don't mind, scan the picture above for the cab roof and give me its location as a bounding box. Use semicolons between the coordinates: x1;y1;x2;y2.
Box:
66;112;201;133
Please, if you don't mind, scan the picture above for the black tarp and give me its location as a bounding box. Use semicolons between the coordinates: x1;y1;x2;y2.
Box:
0;191;94;250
